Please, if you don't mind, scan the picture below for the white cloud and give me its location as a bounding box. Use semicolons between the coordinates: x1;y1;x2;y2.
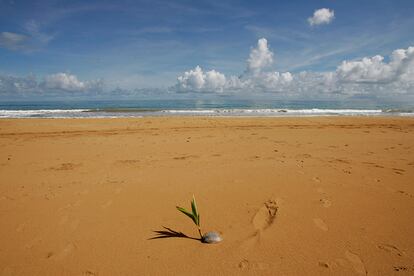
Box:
263;72;293;86
308;8;335;26
336;47;414;83
205;69;227;90
176;66;227;92
0;73;103;97
0;32;28;51
247;38;273;75
176;38;292;92
43;73;104;92
174;38;414;97
176;66;206;90
44;73;88;91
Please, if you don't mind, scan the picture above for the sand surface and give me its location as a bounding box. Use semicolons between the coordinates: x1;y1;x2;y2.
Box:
0;117;413;275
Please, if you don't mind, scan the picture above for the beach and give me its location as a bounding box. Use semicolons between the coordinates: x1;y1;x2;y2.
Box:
0;116;413;275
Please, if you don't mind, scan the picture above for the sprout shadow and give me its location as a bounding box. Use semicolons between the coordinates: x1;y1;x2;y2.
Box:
149;226;201;242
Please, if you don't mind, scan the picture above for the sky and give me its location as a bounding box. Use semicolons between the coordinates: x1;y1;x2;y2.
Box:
1;0;414;101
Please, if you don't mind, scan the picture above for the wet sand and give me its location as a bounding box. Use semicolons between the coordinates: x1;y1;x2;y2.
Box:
0;117;413;275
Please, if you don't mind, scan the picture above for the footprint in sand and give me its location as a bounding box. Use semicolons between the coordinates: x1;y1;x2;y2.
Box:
318;261;330;269
319;198;332;208
313;218;328;231
397;190;414;198
83;270;98;275
312;177;321;183
345;250;367;275
44;192;55;200
252;200;278;232
393;266;411;272
392;168;405;175
378;243;404;257
49;163;80;171
240;199;280;249
238;259;250;270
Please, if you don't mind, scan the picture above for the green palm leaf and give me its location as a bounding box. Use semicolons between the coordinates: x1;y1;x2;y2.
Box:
176;196;203;240
191;196;200;226
176;206;197;225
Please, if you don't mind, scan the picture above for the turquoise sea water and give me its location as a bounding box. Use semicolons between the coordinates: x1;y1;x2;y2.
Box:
0;99;413;118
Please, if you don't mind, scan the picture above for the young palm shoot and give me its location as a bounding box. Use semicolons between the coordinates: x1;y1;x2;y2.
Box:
176;196;222;244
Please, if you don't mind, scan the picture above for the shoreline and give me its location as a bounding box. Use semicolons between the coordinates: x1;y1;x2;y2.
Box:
1;116;413;275
0;114;414;120
1;107;413;119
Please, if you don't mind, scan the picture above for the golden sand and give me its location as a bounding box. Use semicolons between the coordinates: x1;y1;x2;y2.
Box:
0;117;413;275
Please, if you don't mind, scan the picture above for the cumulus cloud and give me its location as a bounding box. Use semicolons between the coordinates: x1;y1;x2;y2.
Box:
0;32;29;51
336;47;414;83
177;66;205;90
247;38;274;75
263;72;293;86
205;69;227;90
308;8;335;26
174;38;414;97
175;38;292;92
292;47;414;96
176;66;227;92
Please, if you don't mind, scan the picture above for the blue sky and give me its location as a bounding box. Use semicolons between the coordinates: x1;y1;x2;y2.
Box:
1;0;414;99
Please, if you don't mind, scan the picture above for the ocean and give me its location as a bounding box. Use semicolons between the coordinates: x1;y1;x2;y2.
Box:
0;99;413;118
